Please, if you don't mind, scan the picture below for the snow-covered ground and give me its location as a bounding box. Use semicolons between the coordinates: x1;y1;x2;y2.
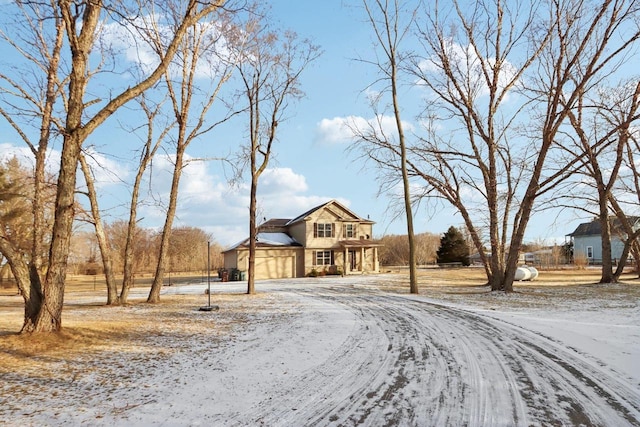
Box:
1;275;639;426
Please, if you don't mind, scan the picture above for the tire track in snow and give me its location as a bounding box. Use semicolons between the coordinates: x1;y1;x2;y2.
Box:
233;285;640;427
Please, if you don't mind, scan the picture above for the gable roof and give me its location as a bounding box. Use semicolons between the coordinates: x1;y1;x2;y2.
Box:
286;199;374;226
223;232;301;252
568;220;602;237
258;218;290;230
568;216;640;237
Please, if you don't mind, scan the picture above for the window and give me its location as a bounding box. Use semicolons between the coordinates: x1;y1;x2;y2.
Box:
315;250;334;266
314;223;334;238
586;246;593;259
344;223;356;238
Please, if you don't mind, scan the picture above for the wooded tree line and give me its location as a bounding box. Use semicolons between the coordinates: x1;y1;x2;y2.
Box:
378;232;441;266
0;159;224;278
378;227;577;269
354;0;640;292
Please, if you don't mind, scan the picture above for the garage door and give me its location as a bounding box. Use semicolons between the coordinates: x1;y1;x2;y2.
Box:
254;256;295;280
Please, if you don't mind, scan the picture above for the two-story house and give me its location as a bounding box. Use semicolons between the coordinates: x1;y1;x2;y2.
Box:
222;200;382;279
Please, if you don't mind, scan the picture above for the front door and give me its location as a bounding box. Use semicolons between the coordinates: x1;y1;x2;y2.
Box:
348;250;356;272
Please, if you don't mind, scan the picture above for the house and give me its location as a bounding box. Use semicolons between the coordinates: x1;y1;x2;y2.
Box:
567;217;640;263
222;200;383;280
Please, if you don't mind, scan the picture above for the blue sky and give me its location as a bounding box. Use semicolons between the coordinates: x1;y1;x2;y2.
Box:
0;1;587;248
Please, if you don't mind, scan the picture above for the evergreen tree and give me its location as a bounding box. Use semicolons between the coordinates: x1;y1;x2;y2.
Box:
436;226;470;266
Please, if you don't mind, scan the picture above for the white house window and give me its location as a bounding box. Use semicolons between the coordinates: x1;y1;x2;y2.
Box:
315;250;334;265
587;246;593;259
344;223;356;238
314;223;334;238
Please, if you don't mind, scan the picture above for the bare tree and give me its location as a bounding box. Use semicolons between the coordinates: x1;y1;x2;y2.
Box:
235;13;320;295
117;94;173;304
78;152;118;303
167;226;213;273
562;80;640;282
406;0;553;291
609;91;640;278
146;7;240;303
0;157;48;293
0;0;225;333
351;0;420;293
106;220;156;275
378;232;440;265
405;0;640;291
0;1;66;331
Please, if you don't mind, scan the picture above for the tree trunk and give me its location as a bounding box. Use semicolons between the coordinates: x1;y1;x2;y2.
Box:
599;212;615;284
393;66;417;295
147;149;184;303
0;239;42;331
121;102;164;304
631;241;640;277
79;154;119;304
25;263;43;330
119;203;140;305
32;133;83;332
247;172;258;295
612;239;633;282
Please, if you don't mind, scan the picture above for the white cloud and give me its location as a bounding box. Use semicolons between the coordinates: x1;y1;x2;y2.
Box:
315;115;414;145
315;116;356;144
80;148;130;189
260;167;308;194
0;143;61;178
0;143;35;164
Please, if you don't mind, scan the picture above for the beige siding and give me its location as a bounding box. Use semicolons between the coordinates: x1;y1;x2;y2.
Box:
223;251;238;270
288;222;307;246
225;247;303;280
255;255;294;279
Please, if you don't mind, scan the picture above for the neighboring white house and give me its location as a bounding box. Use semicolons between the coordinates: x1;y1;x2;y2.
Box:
222;200;383;280
567;217;640;263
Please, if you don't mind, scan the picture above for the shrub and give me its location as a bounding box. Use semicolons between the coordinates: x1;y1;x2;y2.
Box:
573;252;589;270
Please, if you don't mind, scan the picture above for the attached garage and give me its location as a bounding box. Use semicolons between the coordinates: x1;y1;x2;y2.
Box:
222;232;304;280
255;254;295;279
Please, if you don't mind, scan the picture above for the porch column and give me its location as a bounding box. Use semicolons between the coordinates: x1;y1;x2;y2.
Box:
360;247;365;272
374;247;379;272
344;247;348;274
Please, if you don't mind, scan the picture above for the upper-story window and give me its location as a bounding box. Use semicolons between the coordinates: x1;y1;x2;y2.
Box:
344;223;357;238
314;222;334;238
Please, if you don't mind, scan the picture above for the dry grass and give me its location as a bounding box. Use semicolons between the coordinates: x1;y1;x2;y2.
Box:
381;265;640;288
376;266;640;312
0;280;260;378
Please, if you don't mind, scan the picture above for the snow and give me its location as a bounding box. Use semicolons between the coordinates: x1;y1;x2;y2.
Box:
224;232;300;251
1;275;639;426
255;232;300;246
416;282;640;386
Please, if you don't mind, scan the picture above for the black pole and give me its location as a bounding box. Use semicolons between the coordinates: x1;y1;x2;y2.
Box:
199;241;218;312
